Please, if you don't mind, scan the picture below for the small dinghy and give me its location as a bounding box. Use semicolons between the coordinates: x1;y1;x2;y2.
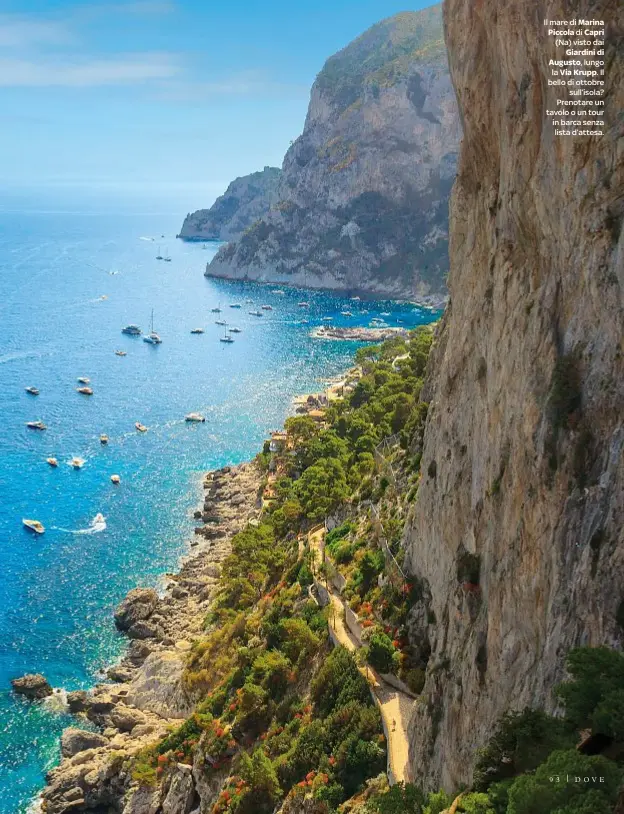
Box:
115;350;127;356
47;457;58;467
77;387;93;395
69;457;85;469
135;422;148;433
26;421;46;431
111;474;121;484
185;413;206;423
100;434;109;445
77;377;90;384
25;387;40;396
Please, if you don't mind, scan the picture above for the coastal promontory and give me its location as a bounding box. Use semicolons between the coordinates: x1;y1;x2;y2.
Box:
204;6;461;300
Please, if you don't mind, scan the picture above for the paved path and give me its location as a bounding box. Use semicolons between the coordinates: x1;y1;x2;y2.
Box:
308;527;413;784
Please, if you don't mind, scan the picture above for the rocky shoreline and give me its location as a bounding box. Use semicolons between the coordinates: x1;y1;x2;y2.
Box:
311;325;409;342
35;462;263;814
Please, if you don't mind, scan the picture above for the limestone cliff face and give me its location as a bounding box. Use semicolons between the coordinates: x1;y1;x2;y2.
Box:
207;6;461;301
404;0;623;792
178;166;281;242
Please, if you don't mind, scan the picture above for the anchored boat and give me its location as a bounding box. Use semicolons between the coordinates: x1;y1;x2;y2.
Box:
23;519;45;535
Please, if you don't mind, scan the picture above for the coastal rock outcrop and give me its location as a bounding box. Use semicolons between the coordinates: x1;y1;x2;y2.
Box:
11;673;53;700
205;6;461;301
114;588;159;632
179;166;281;243
61;728;109;758
403;0;623;792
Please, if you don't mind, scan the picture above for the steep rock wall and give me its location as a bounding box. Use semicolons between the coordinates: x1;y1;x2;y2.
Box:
404;0;623;791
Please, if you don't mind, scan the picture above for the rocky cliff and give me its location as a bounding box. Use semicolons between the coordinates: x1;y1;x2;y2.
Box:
404;0;623;792
178;166;281;242
206;6;461;301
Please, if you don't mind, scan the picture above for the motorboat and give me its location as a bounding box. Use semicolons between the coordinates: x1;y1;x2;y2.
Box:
122;325;142;336
23;519;45;535
25;387;40;396
70;457;85;469
185;413;206;423
261;305;273;311
341;311;353;317
229;327;242;333
190;328;204;334
381;312;390;316
78;377;90;384
298;302;310;308
273;289;285;295
350;296;361;301
26;421;46;431
321;317;333;321
143;309;162;344
77;387;93;395
301;319;309;325
100;434;109;445
135;422;148;432
115;350;127;356
111;474;121;484
229;303;242;309
47;457;58;467
249;310;263;317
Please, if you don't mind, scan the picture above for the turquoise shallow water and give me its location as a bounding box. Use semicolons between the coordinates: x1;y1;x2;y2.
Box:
0;190;440;812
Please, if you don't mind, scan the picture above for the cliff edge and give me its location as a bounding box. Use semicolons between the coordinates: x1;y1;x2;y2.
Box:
178;166;281;242
404;0;623;790
206;6;461;300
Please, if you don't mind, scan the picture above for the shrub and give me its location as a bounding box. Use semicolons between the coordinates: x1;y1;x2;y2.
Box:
367;632;400;675
311;646;371;717
367;781;424;813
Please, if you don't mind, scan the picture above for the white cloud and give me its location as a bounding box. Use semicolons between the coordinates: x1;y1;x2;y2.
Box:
0;54;180;87
0;16;71;48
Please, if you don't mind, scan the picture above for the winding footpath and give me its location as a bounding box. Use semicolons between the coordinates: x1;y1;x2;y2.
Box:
308;527;413;785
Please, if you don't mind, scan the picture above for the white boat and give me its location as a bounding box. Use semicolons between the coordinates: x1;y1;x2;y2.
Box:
215;320;227;326
111;474;121;484
163;249;172;263
381;312;390;316
211;305;222;313
135;422;148;433
220;325;234;343
229;303;242;309
190;328;204;334
229;327;242;334
273;289;285;295
350;296;361;301
261;305;273;311
249;310;263;317
26;421;46;431
25;387;40;396
185;412;206;423
115;350;127;356
23;519;45;535
77;377;90;384
321;317;333;321
298;302;310;308
143;310;162;344
69;457;85;469
47;457;58;467
77;387;93;395
122;325;142;336
100;434;109;445
341;311;353;317
156;246;163;260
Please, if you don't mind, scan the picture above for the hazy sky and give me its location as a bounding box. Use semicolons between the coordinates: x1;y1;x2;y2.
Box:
0;0;433;208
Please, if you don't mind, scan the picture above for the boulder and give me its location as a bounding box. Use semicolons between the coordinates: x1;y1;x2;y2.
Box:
110;705;146;732
61;728;109;757
127;621;161;640
66;690;89;713
114;588;159;631
11;673;53;700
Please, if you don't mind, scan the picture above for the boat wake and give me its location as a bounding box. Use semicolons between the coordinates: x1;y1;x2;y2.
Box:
53;513;107;535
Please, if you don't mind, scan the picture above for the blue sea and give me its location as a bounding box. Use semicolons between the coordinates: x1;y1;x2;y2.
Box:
0;188;439;812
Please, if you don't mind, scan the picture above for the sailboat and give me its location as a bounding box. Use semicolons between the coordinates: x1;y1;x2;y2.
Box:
156;246;163;260
211;303;222;313
219;325;234;344
143;310;162;344
163;248;172;263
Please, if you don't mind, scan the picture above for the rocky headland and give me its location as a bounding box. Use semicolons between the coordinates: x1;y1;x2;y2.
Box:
37;463;263;814
204;6;461;301
178;167;281;243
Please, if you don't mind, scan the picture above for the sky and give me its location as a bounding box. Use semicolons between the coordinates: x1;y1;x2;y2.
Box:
0;0;433;210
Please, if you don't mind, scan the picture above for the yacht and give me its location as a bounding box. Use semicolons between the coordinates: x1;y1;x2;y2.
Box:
185;412;206;422
115;350;127;356
26;421;46;431
190;328;204;334
220;326;234;343
69;457;85;469
77;377;90;384
23;519;45;535
249;310;263;317
261;305;273;311
47;457;58;467
25;387;40;396
122;325;142;336
143;310;162;344
211;305;222;313
321;316;334;322
341;311;353;317
298;301;310;308
100;434;109;445
229;303;242;309
229;327;242;334
135;422;148;432
77;387;93;395
215;320;227;326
